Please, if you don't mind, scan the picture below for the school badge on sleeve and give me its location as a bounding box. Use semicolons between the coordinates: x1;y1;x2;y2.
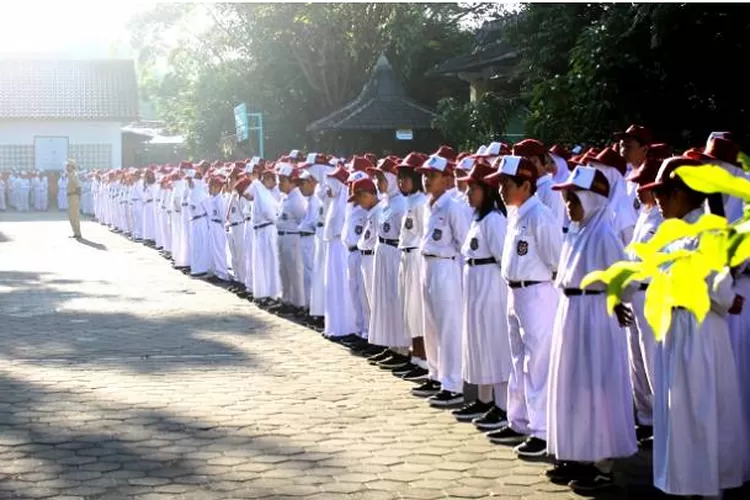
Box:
231;206;236;213
319;206;324;216
281;213;288;220
355;225;363;235
470;237;479;250
212;209;218;216
383;222;391;233
432;228;443;241
404;217;413;230
517;240;529;256
364;230;371;239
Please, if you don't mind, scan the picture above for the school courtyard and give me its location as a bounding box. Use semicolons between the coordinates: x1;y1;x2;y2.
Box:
0;213;654;499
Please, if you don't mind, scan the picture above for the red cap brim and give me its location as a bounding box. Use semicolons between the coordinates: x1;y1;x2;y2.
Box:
637;179;665;192
551;181;578;191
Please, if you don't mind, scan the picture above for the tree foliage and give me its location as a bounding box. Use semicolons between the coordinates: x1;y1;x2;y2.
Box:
129;3;478;159
504;4;750;149
432;92;518;152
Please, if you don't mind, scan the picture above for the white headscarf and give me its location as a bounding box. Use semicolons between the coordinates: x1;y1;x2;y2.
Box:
592;163;638;236
557;190;625;289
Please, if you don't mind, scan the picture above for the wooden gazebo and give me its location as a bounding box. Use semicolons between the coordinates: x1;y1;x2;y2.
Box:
307;54;440;156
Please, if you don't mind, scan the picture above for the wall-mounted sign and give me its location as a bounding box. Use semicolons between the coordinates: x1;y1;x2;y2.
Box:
396;129;413;141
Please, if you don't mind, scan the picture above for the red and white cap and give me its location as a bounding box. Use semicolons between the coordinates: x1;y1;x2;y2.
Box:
552;165;611;198
347;170;370;183
415;154;454;174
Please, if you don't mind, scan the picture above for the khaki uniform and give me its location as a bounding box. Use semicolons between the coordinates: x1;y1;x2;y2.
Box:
66;172;82;237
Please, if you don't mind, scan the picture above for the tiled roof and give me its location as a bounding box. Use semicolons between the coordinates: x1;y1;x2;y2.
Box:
307;55;436;132
0;59;139;120
428;41;518;76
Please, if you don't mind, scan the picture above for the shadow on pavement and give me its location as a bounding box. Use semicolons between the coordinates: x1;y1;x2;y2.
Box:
75;237;108;251
0;270;279;374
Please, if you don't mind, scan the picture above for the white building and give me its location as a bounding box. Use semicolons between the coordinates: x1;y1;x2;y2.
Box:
0;59;139;171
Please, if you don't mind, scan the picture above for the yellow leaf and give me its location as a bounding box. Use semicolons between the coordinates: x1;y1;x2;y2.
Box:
627;214;727;259
674;165;750;202
697;231;729;272
729;233;750;267
644;271;673;342
581;261;642;289
605;267;640;314
735;217;750;235
669;256;710;325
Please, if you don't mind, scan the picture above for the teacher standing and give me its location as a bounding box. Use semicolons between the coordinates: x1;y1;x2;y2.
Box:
65;160;82;239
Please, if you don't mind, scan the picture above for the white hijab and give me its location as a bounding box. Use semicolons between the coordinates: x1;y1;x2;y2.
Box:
557;190;625;289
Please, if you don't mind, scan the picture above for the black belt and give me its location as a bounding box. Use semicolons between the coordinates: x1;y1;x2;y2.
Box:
191;214;207;221
317;222;324;227
348;245;358;252
508;280;542;289
564;288;604;297
228;221;244;227
278;231;298;236
245;217;252;221
361;249;374;256
401;247;418;253
300;232;314;237
379;237;399;247
254;222;273;230
466;257;497;267
211;219;222;224
181;203;188;207
145;199;153;203
423;254;455;260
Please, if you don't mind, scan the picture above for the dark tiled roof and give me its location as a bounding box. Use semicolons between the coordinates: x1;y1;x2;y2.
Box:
429;19;518;76
0;59;139;120
307;55;436;132
428;40;518;76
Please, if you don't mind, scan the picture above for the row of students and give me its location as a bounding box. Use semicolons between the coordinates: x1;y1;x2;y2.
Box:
91;128;750;497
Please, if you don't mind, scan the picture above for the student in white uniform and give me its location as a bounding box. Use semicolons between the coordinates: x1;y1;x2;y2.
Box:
513;139;566;227
187;170;212;277
365;157;409;368
296;169;320;311
412;151;471;407
337;159;372;348
57;173;68;210
483;155;562;458
394;152;430;381
142;170;158;245
299;154;331;328
322;164;359;340
639;156;745;498
545;165;637;491
450;159;512;429
276;161;308;312
623;156;664;446
349;174;381;354
614;124;651;207
206;175;229;282
251;165;283;305
226;162;249;292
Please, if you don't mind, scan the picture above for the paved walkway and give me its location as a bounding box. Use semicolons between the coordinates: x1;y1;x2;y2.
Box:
0;213;652;499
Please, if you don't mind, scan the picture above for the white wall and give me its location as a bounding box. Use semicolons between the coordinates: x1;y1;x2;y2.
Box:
0;120;122;168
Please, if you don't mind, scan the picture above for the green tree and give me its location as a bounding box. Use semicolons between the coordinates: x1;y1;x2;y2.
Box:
128;3;477;159
505;4;750;149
